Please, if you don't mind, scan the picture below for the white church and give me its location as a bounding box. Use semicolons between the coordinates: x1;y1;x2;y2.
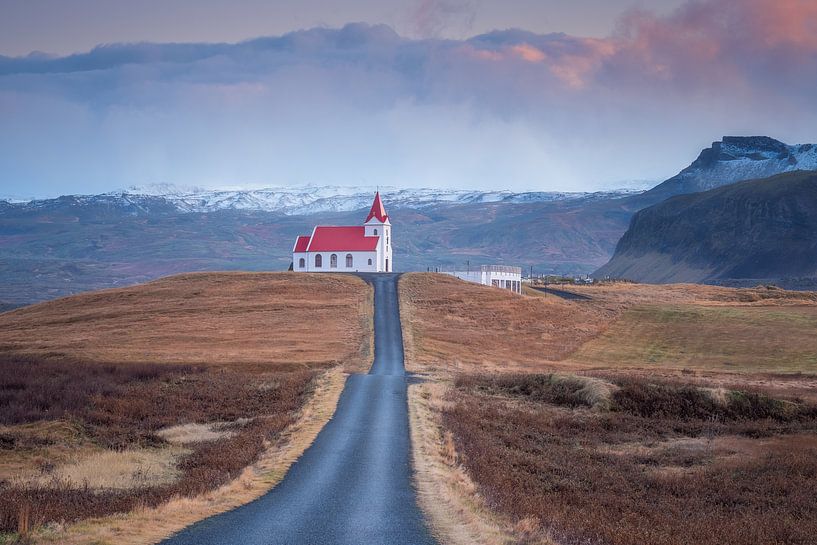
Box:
292;192;393;273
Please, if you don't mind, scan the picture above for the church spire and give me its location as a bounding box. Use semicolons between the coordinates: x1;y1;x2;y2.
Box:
365;191;389;223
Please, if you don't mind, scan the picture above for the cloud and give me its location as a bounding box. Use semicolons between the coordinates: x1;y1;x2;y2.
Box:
1;0;816;195
410;0;477;38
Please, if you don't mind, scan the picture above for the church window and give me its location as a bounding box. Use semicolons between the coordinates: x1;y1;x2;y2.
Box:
346;254;353;267
373;229;378;236
298;258;305;268
368;258;372;266
330;254;338;268
315;254;322;268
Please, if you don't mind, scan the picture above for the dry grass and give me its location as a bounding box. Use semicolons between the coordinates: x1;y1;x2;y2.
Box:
398;273;614;374
400;274;817;380
564;281;817;307
403;275;817;545
0;357;318;533
0;272;373;540
0;272;372;369
567;304;817;373
34;367;347;545
156;423;237;445
443;373;817;545
408;381;540;545
26;449;187;491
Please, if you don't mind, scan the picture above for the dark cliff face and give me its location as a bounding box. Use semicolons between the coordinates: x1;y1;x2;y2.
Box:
595;171;817;283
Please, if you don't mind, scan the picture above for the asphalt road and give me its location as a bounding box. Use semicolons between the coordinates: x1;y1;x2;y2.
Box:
161;273;439;545
531;286;593;301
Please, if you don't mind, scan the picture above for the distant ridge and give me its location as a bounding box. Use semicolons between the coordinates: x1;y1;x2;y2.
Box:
2;186;641;216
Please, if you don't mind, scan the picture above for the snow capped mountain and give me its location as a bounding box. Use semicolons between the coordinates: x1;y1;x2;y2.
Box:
649;136;817;198
81;184;639;215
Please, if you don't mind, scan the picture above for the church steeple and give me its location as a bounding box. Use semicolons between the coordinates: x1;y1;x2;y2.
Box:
365;191;389;223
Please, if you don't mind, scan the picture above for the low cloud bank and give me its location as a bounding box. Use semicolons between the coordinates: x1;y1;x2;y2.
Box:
1;0;816;195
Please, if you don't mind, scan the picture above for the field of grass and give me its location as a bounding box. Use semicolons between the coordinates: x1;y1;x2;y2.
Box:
402;275;817;545
444;373;817;545
0;272;372;370
0;272;372;538
398;273;614;373
0;357;316;534
568;304;817;373
400;274;817;376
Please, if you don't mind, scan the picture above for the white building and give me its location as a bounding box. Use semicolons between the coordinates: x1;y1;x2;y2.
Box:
292;192;393;273
444;265;523;293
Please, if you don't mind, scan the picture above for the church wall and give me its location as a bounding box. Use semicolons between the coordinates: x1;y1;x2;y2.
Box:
293;251;379;272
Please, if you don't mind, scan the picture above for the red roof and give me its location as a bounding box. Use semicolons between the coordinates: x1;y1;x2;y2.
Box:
306;226;379;252
293;235;311;252
365;191;389;223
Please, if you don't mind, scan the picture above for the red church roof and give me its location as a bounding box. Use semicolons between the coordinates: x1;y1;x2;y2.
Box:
293;235;311;252
293;193;387;254
365;191;389;223
306;226;379;252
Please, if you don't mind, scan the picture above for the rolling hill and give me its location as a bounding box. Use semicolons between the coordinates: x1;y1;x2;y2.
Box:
595;171;817;284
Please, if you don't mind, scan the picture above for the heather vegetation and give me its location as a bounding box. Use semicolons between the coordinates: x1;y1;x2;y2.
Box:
0;355;317;534
0;272;373;540
445;373;817;545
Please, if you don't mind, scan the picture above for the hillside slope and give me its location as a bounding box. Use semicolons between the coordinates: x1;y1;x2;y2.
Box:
0;272;372;369
0;272;370;539
595;171;817;283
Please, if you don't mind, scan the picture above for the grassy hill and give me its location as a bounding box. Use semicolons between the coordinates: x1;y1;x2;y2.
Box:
0;272;371;540
0;272;372;368
402;275;817;545
399;272;817;377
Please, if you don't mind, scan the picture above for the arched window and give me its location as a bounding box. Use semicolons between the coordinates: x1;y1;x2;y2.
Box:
346;254;353;268
315;254;322;268
298;258;305;268
330;254;338;268
373;228;378;235
368;258;372;266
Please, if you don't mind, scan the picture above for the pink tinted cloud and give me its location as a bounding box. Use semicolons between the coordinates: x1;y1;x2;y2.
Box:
459;0;817;95
609;0;817;90
738;0;817;49
510;44;546;63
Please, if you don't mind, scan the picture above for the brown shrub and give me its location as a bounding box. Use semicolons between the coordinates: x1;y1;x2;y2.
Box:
444;374;817;545
0;356;317;531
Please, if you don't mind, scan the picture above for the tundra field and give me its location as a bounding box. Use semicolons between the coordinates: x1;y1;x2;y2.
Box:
399;273;817;545
1;272;816;545
0;272;372;543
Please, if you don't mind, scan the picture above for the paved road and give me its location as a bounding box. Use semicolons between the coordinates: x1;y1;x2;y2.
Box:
531;286;593;301
161;273;438;545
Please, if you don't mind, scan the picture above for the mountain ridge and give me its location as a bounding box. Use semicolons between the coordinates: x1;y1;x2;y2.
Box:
643;136;817;201
595;171;817;284
1;186;642;216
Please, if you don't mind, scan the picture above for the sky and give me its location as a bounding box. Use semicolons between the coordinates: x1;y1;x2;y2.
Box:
1;0;816;197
